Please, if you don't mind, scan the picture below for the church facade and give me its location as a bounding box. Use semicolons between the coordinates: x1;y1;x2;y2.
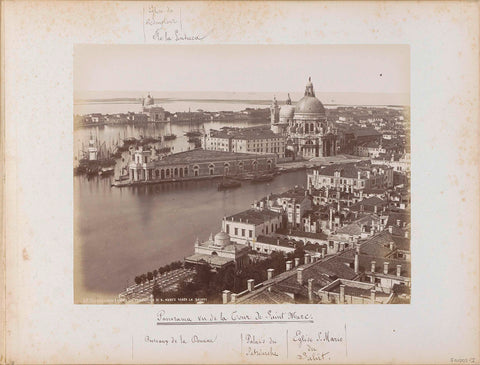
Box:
271;78;338;159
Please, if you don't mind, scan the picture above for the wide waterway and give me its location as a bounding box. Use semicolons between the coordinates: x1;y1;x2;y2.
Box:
74;169;308;303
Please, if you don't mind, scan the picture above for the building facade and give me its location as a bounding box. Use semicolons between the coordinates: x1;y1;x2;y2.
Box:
222;209;284;245
127;148;276;183
307;161;394;192
204;126;286;158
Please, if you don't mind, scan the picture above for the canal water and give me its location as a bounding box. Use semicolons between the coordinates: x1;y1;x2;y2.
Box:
74;169;308;303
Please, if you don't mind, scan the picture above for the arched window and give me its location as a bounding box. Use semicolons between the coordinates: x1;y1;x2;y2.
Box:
209;163;215;176
193;165;199;177
184;167;188;176
238;161;244;171
155;169;160;178
267;159;272;170
166;169;170;177
174;168;178;177
252;160;258;170
161;169;165;179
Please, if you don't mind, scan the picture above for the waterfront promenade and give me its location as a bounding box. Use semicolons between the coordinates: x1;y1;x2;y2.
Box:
118;268;195;304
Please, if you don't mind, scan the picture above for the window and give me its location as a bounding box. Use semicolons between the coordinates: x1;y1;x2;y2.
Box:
226;225;230;234
234;228;238;235
249;230;252;238
242;229;245;237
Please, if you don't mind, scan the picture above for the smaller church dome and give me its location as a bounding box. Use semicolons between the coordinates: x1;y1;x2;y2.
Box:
214;231;230;247
280;105;295;119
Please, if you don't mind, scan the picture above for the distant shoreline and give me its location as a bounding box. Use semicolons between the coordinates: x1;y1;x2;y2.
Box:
74;98;408;108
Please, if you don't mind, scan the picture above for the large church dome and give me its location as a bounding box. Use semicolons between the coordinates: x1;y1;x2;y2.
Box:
295;96;325;114
294;77;325;115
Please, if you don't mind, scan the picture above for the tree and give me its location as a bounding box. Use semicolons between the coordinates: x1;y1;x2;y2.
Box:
152;282;162;303
140;274;147;284
134;276;141;285
153;269;158;278
147;271;154;281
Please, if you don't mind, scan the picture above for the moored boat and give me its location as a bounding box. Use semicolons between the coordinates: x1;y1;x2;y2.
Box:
251;173;275;183
217;179;241;190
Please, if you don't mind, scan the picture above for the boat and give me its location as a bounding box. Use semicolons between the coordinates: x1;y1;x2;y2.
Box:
251;173;275;183
217;179;241;190
184;130;203;137
163;134;177;141
99;167;115;176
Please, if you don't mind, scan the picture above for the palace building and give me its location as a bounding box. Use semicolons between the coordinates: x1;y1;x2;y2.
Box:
271;78;338;159
204;126;286;158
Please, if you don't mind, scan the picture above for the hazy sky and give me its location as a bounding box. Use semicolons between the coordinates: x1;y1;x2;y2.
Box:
74;44;410;94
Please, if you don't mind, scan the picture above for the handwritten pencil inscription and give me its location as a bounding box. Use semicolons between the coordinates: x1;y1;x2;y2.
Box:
143;5;210;42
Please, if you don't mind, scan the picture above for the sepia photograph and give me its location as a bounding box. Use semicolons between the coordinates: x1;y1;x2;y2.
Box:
74;44;411;305
4;1;479;363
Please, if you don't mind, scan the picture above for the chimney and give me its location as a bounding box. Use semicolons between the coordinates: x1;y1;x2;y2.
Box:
294;257;300;267
396;219;401;227
396;265;402;277
370;288;376;303
286;261;293;271
267;268;274;280
371;261;376;273
222;290;231;304
297;268;304;285
389;242;394;250
231;293;237;303
321;247;326;259
388;225;393;234
308;278;314;303
383;262;389;275
339;284;345;304
339;242;345;251
247;279;255;292
304;254;311;264
277;238;280;245
404;231;409;238
370;274;375;283
354;249;359;274
374;205;378;213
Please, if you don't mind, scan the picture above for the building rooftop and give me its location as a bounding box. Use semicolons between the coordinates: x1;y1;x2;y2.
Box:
226;209;282;225
184;253;233;267
153;149;275;166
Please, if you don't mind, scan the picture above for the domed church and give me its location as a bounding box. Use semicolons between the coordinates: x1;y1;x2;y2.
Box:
185;230;250;271
142;93;166;122
270;78;338;159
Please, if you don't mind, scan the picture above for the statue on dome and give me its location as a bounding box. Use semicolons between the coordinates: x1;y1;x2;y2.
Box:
304;77;316;97
286;93;292;105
